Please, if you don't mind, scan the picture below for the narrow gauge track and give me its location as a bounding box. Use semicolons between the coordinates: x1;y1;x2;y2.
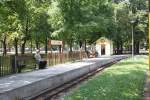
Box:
30;57;127;100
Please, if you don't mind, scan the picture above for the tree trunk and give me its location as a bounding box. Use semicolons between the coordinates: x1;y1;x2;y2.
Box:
79;41;83;60
69;40;73;52
120;41;123;54
14;38;18;56
116;41;120;54
21;40;26;54
2;36;7;55
45;37;48;54
8;43;11;52
30;40;33;53
21;16;29;54
84;40;87;52
79;41;82;49
116;40;123;55
35;40;39;49
134;41;140;54
69;44;72;52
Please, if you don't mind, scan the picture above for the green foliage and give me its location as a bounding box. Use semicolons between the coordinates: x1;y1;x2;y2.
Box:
0;0;148;53
49;0;114;44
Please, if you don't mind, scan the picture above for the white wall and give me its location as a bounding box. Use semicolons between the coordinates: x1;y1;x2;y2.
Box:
105;43;111;56
96;44;101;57
96;42;113;57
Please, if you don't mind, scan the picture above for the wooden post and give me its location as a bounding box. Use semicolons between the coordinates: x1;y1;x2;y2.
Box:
61;41;64;63
48;40;52;66
80;47;82;60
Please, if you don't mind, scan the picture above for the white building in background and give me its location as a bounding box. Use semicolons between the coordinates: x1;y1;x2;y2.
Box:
96;37;113;57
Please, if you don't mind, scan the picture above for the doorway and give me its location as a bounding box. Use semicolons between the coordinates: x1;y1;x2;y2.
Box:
101;44;105;55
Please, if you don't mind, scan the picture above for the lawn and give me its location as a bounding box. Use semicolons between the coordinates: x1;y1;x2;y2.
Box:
64;55;148;100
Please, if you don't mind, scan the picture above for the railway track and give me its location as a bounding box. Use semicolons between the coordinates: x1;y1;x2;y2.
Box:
30;57;127;100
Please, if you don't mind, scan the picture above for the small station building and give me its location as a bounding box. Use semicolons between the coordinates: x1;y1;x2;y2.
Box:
95;37;113;57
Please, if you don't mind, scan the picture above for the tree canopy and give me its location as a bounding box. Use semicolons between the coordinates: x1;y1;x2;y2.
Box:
0;0;148;55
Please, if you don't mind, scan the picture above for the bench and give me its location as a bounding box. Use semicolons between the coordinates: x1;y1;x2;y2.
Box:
12;55;37;73
86;51;98;58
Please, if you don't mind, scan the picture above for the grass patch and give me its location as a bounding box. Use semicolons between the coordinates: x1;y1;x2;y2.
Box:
64;55;148;100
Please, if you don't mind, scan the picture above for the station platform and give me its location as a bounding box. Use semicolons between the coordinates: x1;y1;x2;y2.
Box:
0;55;128;100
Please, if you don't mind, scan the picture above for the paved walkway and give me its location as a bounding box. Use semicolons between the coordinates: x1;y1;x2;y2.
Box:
0;55;128;100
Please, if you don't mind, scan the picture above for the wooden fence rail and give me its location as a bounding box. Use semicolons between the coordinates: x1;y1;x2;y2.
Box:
0;51;87;77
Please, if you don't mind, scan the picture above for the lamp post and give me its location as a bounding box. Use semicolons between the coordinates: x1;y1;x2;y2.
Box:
130;20;135;59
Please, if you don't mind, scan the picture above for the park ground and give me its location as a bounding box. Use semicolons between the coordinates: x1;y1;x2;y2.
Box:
63;55;148;100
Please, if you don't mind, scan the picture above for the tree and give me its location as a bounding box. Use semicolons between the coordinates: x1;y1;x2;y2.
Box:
111;2;131;54
49;0;114;51
112;0;148;54
129;0;148;54
0;1;22;55
32;4;52;53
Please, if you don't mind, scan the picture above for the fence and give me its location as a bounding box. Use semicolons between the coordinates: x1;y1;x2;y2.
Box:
113;50;131;54
0;56;12;77
0;51;87;77
47;51;86;66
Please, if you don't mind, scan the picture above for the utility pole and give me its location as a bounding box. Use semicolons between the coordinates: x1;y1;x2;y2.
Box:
131;5;134;60
149;0;150;70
